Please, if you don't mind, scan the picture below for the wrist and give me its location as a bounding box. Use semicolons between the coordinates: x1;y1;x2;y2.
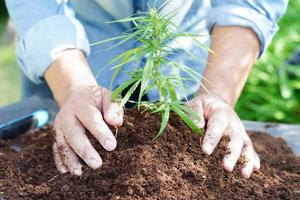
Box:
197;27;259;107
197;89;227;101
45;49;97;106
197;86;236;107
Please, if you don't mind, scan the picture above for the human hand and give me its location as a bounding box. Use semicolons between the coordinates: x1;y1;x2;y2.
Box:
188;93;260;178
52;85;123;175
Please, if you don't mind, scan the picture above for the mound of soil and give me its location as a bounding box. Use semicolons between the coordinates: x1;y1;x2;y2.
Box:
0;109;300;200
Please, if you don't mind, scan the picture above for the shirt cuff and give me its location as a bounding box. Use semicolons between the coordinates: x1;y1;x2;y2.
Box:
206;4;279;57
16;15;90;84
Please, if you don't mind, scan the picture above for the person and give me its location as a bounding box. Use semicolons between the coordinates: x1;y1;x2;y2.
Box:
5;0;287;178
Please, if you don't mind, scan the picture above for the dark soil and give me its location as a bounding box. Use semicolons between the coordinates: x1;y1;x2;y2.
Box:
0;109;300;200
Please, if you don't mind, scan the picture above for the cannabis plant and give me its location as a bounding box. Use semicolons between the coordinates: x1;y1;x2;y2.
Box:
92;6;209;138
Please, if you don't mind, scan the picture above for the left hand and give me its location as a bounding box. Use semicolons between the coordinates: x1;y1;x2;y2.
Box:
188;93;260;178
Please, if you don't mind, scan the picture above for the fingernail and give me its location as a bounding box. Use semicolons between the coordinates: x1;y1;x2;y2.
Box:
88;158;102;169
114;114;123;125
104;139;117;151
114;116;121;125
198;121;205;128
242;167;252;179
223;160;234;172
242;170;251;179
202;144;213;155
73;169;82;176
194;119;204;129
61;168;68;174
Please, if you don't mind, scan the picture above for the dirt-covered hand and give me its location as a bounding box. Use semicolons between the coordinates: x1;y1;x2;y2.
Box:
188;93;260;178
52;85;123;175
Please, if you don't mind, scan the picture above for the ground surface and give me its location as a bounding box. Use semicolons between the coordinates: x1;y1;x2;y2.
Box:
0;109;300;200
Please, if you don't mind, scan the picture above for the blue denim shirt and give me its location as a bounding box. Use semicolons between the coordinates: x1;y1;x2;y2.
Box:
5;0;288;100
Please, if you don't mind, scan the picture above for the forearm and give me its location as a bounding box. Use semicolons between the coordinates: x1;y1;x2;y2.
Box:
45;49;97;106
199;26;260;106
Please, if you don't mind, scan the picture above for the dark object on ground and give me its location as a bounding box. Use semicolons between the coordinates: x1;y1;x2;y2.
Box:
0;109;300;200
0;96;58;139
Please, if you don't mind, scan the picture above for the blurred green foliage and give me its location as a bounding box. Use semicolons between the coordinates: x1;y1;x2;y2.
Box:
0;44;20;106
0;0;20;106
236;0;300;123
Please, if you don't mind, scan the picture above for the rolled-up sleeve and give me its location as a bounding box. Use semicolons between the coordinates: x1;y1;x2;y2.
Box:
207;0;288;56
5;0;90;83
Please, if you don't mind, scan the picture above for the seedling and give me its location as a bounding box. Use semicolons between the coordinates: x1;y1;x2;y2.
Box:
92;6;210;138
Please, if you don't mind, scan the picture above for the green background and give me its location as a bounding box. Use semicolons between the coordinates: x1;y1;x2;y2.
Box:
0;1;299;123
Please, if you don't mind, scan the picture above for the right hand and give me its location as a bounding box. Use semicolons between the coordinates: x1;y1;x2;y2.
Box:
52;85;123;175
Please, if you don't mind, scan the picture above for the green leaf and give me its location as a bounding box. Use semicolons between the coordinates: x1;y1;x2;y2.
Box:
90;34;128;46
168;60;210;93
154;104;170;139
120;80;141;108
109;48;142;89
106;16;146;23
94;29;143;53
96;47;141;81
168;21;214;55
109;47;142;66
167;80;177;101
170;103;202;134
157;0;171;11
173;102;201;122
170;63;187;101
112;78;139;101
190;36;215;55
138;54;154;108
142;80;157;96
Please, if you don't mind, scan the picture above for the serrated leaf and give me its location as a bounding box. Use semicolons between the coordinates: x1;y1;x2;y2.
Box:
167;79;177;101
90;35;128;46
112;78;139;100
142;81;157;96
168;60;210;93
109;48;142;89
170;63;187;101
138;54;154;108
154;104;170;139
94;29;143;53
107;16;146;23
172;102;201;122
171;103;202;134
151;102;167;113
120;80;140;108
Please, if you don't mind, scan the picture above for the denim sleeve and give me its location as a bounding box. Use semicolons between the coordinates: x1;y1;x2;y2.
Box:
5;0;90;83
207;0;288;56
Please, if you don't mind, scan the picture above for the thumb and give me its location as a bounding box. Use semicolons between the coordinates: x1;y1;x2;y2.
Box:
188;97;205;129
102;88;124;126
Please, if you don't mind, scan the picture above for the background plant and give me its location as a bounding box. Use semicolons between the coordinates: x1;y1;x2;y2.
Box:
92;7;208;137
236;0;300;123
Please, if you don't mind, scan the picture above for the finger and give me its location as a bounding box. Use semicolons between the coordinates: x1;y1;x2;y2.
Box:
60;117;103;169
102;88;124;126
253;152;261;171
223;122;246;172
55;128;83;175
237;119;260;172
187;99;205;128
202;112;228;155
52;143;68;174
76;105;117;151
240;143;256;178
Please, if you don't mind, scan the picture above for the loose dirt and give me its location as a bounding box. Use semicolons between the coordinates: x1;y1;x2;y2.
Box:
0;109;299;199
